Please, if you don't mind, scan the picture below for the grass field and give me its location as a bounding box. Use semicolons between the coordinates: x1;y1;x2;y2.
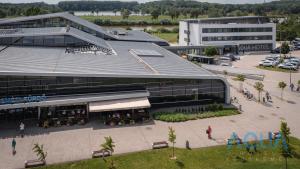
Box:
151;33;178;43
35;137;300;169
81;15;207;22
256;66;298;73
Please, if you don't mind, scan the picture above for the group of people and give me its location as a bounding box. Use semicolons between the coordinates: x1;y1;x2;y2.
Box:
243;88;253;100
264;91;272;103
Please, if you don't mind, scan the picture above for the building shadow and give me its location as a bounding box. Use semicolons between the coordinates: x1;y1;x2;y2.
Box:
0;119;155;139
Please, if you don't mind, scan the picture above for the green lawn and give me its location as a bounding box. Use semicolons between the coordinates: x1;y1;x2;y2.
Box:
35;137;300;169
256;66;298;73
151;33;178;43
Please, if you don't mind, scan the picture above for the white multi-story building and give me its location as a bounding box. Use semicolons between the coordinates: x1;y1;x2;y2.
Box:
179;16;276;53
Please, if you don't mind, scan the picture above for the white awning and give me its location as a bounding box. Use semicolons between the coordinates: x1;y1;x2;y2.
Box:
89;97;150;112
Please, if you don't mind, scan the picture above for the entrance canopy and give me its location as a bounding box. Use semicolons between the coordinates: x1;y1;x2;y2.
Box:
89;97;150;112
0;91;150;110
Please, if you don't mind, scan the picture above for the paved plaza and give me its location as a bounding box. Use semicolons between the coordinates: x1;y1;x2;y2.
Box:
1;52;300;169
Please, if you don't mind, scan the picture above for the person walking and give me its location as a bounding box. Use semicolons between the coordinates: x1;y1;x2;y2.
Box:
290;83;294;91
19;122;25;138
206;126;212;139
12;138;16;155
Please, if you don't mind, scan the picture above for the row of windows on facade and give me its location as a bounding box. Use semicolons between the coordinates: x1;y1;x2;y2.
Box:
0;17;108;39
0;77;224;87
202;27;273;33
186;18;270;24
202;35;273;41
0;35;89;47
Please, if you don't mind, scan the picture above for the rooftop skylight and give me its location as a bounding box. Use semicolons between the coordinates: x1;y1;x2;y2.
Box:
130;49;163;57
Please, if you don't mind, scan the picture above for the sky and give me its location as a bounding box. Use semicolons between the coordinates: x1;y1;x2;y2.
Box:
0;0;276;5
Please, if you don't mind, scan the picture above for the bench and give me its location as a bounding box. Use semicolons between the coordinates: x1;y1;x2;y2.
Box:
24;159;45;168
92;149;111;158
152;141;169;149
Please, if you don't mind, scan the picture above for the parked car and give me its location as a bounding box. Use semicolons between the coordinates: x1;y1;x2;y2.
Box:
259;59;266;66
290;57;300;62
224;53;240;61
295;45;300;50
262;60;275;67
278;63;297;70
271;47;281;54
220;63;230;66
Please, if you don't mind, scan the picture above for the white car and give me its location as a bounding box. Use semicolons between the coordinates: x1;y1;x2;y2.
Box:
278;63;297;70
220;63;230;66
290;58;300;63
262;60;275;67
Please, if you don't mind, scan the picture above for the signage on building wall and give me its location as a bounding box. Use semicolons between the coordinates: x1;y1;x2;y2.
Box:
0;95;47;105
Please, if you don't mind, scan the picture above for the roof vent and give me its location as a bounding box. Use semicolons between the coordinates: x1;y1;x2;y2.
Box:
130;49;163;57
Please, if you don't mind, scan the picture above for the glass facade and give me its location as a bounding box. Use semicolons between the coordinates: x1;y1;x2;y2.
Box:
202;35;272;41
0;76;226;108
202;27;272;33
0;35;89;47
0;17;112;40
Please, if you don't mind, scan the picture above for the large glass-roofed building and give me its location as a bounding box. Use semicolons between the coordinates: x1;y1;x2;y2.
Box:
0;13;229;125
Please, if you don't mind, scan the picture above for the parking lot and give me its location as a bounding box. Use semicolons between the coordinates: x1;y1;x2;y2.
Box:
258;54;299;71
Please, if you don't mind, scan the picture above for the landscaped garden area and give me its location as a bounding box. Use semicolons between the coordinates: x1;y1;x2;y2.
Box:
34;137;300;169
256;66;298;73
153;105;240;122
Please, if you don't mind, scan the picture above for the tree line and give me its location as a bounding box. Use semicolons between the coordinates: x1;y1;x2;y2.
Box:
1;0;300;19
56;0;300;18
0;2;61;18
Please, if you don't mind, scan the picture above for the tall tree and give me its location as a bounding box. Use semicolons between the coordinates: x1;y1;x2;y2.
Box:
278;81;287;100
0;9;6;18
150;9;160;20
254;82;264;102
121;8;131;19
168;127;176;159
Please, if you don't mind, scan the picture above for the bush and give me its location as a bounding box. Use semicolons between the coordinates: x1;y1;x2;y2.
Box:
153;107;239;122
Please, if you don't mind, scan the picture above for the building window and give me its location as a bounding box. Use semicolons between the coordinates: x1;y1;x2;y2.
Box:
202;27;273;33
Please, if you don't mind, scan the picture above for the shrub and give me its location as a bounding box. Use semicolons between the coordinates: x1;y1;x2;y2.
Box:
153;108;239;122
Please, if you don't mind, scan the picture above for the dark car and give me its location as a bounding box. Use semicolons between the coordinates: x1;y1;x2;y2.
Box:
271;47;281;54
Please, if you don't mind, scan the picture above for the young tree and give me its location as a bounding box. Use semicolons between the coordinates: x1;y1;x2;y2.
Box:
32;143;47;162
281;42;290;55
101;136;115;169
278;81;287;100
204;46;218;57
236;74;245;92
168;127;176;159
254;82;264;102
280;121;291;169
